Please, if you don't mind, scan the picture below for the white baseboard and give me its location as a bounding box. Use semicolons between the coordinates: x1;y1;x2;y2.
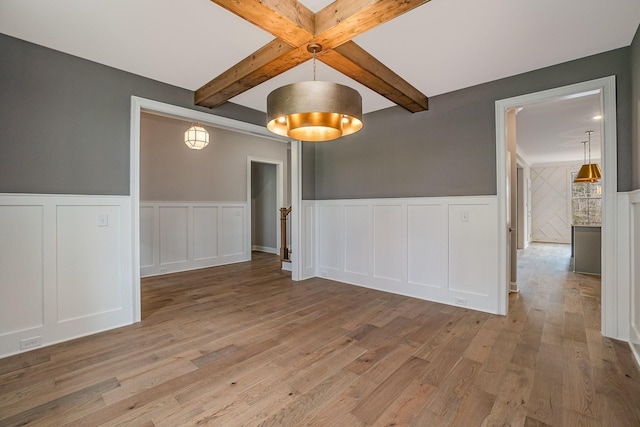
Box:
252;245;278;255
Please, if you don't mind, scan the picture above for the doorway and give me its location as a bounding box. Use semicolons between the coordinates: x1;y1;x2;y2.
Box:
248;159;283;257
495;76;618;338
130;96;296;322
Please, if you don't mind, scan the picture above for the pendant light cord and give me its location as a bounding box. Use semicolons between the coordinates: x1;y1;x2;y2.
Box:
313;48;317;81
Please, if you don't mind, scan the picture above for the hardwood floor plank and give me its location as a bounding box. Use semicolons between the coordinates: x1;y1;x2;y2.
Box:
0;247;638;426
562;340;599;420
351;356;429;424
0;377;118;426
527;342;564;426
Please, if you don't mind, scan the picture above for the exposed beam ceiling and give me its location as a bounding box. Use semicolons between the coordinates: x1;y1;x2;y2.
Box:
196;0;430;112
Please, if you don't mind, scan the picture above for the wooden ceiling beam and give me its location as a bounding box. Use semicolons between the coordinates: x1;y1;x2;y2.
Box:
314;0;433;49
320;41;428;112
197;0;431;112
208;0;315;46
195;41;311;108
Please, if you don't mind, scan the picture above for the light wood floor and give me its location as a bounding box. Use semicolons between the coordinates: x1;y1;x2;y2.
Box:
1;243;639;426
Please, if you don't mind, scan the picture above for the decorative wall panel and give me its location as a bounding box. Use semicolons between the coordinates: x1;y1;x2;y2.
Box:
344;205;369;276
0;206;44;335
407;204;445;288
140;202;248;277
0;195;132;359
531;164;581;243
373;205;403;281
57;205;123;321
314;196;499;314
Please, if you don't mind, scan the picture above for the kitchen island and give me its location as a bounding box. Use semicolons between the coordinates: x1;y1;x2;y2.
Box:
571;225;601;275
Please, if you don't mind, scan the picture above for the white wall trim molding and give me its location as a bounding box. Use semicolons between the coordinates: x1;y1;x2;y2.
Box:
627;190;640;366
140;201;249;277
130;96;295;321
252;245;278;254
313;196;500;314
496;76;619;336
0;193;132;359
290;141;302;281
300;200;316;280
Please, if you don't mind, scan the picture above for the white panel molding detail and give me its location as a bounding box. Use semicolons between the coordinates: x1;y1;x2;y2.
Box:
0;194;133;359
300;200;315;280
627;190;640;367
314;196;500;314
140;201;249;277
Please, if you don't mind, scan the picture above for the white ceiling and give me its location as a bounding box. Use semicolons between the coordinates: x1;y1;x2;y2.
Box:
0;0;638;163
516;93;603;165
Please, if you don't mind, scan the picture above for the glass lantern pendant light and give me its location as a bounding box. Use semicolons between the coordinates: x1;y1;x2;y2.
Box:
574;130;602;183
184;123;210;150
266;44;363;142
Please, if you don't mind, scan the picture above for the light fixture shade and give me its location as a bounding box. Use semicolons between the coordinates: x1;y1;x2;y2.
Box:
266;81;363;142
184;125;209;150
574;163;602;183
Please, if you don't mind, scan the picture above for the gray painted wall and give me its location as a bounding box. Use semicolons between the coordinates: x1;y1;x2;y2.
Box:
140;113;288;203
251;163;277;249
1;32;635;198
0;34;264;195
311;47;632;199
632;24;640;190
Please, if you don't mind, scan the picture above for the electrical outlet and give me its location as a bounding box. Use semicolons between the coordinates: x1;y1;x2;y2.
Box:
20;336;42;350
320;271;328;278
159;267;167;273
454;297;467;306
97;213;108;227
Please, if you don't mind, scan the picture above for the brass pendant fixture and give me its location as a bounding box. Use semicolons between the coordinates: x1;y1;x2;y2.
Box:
574;130;602;183
266;44;363;142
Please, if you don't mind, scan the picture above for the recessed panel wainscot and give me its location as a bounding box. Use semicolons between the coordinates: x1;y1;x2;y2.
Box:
313;197;499;314
140;202;249;277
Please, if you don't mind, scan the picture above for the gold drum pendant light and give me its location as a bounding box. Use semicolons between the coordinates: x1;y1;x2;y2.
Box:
266;44;363;142
574;130;602;183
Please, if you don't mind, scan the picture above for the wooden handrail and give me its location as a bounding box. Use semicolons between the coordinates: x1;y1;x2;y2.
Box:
280;206;292;263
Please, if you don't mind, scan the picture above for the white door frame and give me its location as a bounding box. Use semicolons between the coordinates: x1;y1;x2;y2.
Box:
495;76;618;337
129;96;295;322
247;157;284;257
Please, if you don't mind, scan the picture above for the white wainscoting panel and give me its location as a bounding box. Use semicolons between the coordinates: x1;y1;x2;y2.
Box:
448;204;492;296
373;205;403;282
344;205;369;276
56;205;123;322
318;204;343;272
139;206;155;268
0;206;44;336
194;206;219;260
315;196;500;314
222;206;245;257
407;204;446;289
0;194;132;359
300;201;315;279
159;206;189;265
629;191;640;367
140;202;249;277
